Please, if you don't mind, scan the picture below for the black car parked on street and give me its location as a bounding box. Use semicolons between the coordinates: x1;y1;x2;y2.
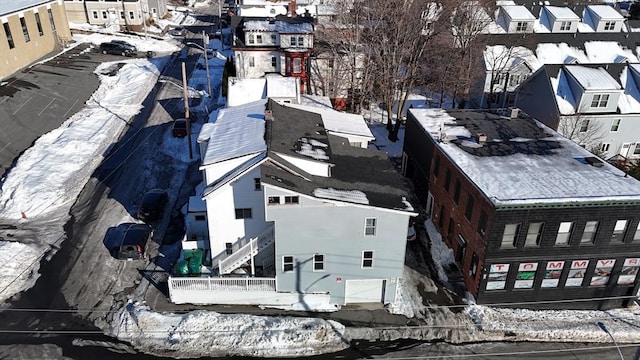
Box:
136;189;168;222
99;41;137;56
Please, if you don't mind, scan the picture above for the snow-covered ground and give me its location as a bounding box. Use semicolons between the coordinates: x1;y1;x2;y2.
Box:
0;14;639;358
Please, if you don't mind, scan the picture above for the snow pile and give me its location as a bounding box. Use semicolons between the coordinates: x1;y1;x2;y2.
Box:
388;267;427;319
466;305;640;343
0;242;41;304
112;303;349;358
424;220;455;284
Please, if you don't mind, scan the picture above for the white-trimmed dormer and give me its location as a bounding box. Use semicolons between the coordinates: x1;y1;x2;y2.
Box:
496;5;536;33
582;5;625;32
564;66;623;114
540;6;579;33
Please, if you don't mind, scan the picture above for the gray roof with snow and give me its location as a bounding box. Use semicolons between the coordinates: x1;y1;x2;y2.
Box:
244;20;314;33
564;66;622;90
410;108;640;207
261;100;412;212
1;0;54;16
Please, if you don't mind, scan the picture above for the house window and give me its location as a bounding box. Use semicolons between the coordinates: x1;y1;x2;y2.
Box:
555;222;573;246
603;21;615;30
579;119;589;132
92;10;98;19
129;11;135;20
364;218;376;236
297;36;304;46
469;253;479;278
612;220;628;242
249;57;255;67
559;21;571;31
256;34;263;44
290;36;296;46
19;17;30;42
634;222;640;241
35;13;44;36
120;11;125;20
515;22;528;32
525;222;544;247
610;119;620;132
3;23;14;49
362;251;374;268
477;210;487;237
634;144;640;155
590;94;609;108
102;11;108;19
433;156;440;178
271;56;277;67
293;58;302;73
268;196;280;205
195;215;206;221
444;169;451;192
313;254;325;271
47;9;56;31
501;223;520;248
284;196;299;204
600;143;610;152
271;34;276;43
282;256;294;272
254;178;261;191
464;195;474;221
453;180;461;204
248;35;254;44
235;208;252;219
581;221;598;244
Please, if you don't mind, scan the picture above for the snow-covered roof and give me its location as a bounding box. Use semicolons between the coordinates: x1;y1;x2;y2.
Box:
564;66;621;90
585;5;625;20
536;43;589;65
0;0;52;16
283;103;374;139
501;5;536;20
409;108;640;206
583;42;639;63
618;64;640;114
484;45;539;72
265;75;298;98
199;99;267;166
544;6;580;20
227;78;267;107
244;20;314;34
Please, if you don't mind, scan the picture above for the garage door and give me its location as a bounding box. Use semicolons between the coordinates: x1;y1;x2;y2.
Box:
344;279;385;304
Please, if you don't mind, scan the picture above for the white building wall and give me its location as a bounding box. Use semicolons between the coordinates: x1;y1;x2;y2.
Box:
235;50;282;78
594;18;624;32
202;154;259;187
550;20;577;33
204;167;268;257
245;31;279;46
577;91;621;114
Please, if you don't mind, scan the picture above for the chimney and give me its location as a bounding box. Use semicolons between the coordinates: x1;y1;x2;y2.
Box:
477;133;488;143
289;0;297;17
265;110;274;121
510;108;520;118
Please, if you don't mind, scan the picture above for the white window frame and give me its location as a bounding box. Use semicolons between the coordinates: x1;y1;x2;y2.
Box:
248;34;254;44
92;10;98;19
362;250;374;268
364;218;376;236
613;220;628;242
249;56;255;67
559;21;571;31
590;94;609;108
525;222;544;247
634;222;640;241
282;256;294;272
129;11;135;20
600;143;610;152
610;119;620;132
579;119;589;132
256;34;262;44
290;36;296;46
313;254;325;272
271;56;277;68
555;222;573;246
581;221;598;244
501;223;520;248
603;21;615;30
634;143;640;156
267;196;280;205
284;196;299;204
515;21;528;32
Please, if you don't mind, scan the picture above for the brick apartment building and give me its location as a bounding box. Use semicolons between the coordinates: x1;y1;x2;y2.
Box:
402;108;640;310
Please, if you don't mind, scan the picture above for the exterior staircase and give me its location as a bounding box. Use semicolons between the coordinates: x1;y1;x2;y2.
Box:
214;226;275;275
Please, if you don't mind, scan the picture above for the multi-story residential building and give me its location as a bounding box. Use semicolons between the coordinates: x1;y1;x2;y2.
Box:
63;0;166;32
515;63;640;160
1;0;72;80
171;97;413;307
402;108;640;310
233;17;313;93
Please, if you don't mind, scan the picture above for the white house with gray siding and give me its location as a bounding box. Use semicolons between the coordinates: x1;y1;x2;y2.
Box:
170;96;414;308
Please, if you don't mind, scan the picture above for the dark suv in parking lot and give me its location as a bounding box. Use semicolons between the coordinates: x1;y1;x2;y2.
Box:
99;41;137;57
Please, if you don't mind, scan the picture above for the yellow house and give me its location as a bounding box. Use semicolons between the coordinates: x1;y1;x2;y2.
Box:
0;0;72;81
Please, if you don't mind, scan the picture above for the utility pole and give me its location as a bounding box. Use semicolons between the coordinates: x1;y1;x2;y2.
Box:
181;61;193;160
202;31;212;98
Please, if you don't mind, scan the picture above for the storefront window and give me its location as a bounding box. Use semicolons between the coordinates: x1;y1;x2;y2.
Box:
486;264;509;290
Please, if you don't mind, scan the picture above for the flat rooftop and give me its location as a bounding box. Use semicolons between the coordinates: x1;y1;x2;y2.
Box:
410;108;640;206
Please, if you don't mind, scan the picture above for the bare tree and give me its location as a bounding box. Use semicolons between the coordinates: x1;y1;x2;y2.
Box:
483;44;536;108
557;115;604;152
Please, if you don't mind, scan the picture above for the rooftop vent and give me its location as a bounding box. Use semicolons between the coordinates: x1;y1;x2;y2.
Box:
265;110;274;121
510;108;520;118
585;156;604;167
476;133;488;143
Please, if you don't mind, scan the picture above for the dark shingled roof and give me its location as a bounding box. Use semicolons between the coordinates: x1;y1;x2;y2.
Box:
261;100;411;211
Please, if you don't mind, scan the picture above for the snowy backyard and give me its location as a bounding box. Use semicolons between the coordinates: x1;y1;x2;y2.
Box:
0;9;639;358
